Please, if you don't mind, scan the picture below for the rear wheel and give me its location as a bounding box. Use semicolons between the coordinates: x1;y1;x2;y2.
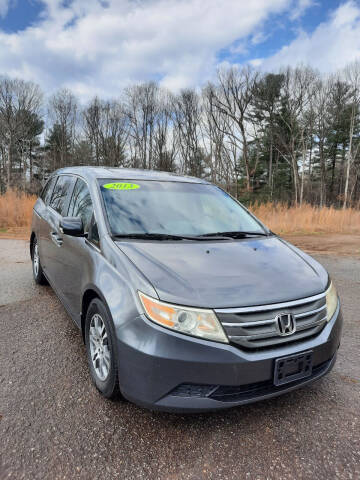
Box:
85;298;120;399
32;238;47;285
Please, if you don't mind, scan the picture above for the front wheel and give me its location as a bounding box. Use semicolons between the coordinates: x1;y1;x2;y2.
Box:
85;298;120;399
32;238;47;285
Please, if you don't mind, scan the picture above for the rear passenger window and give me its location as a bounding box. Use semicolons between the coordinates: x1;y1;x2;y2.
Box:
68;178;93;233
41;177;56;205
49;175;73;215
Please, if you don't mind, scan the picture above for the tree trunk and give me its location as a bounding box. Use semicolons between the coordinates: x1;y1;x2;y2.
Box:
343;104;355;209
29;142;33;186
269;138;273;199
239;122;251;192
319;138;326;207
330;143;337;203
7;135;12;187
300;131;306;206
292;155;298;206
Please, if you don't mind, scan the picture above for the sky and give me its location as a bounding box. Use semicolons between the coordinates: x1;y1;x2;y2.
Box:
0;0;359;101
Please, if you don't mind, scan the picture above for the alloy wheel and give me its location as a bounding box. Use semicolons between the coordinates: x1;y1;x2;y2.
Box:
89;313;111;381
33;243;39;277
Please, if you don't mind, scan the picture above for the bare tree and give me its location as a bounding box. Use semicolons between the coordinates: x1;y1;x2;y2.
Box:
343;60;360;209
83;97;102;166
311;78;333;206
0;77;43;187
208;66;259;192
124;82;159;169
202;85;229;184
152;91;177;172
172;88;204;177
273;66;317;205
251;73;284;199
101;100;129;167
47;88;78;168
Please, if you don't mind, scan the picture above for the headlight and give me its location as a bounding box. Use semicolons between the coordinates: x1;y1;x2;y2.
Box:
326;282;338;320
138;291;229;343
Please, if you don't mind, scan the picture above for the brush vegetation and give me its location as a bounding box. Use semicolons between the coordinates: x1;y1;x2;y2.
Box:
251;202;360;235
0;190;36;229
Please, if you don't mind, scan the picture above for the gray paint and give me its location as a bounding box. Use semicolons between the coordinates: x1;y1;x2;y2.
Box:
117;236;328;308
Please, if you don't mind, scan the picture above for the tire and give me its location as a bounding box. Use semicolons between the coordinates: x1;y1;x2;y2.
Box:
85;298;120;399
32;237;47;285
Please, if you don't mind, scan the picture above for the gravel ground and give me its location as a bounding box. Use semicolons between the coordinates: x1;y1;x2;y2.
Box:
0;239;359;480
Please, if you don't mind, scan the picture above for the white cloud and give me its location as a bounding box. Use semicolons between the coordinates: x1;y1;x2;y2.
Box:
249;58;263;68
0;0;10;18
1;0;355;101
0;0;291;100
251;31;270;45
290;0;316;21
257;1;360;72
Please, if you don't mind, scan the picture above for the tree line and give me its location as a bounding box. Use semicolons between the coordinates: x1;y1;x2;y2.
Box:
0;61;359;208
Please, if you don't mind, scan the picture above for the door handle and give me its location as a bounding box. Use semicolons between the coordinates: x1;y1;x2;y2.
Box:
50;231;63;247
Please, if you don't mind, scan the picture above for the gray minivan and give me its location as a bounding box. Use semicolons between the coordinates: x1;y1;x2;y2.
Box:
30;167;342;412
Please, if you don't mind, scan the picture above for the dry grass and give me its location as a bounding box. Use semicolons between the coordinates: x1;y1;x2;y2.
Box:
0;190;359;236
0;189;36;230
250;202;360;235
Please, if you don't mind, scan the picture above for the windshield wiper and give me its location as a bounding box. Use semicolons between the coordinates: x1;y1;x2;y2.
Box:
112;231;266;241
112;233;227;241
198;231;270;239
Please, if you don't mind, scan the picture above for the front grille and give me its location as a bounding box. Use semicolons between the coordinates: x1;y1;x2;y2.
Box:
215;292;327;350
169;358;332;402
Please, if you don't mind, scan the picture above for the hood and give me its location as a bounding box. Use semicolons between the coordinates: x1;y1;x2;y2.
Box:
116;236;328;309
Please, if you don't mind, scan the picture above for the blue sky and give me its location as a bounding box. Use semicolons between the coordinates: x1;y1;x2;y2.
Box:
0;0;359;101
0;0;43;33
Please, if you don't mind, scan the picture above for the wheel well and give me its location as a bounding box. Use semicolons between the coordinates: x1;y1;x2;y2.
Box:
81;289;100;342
29;232;36;259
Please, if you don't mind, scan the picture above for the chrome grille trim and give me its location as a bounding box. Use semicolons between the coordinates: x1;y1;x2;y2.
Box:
222;318;275;327
217;292;328;349
227;316;328;340
296;316;327;331
221;304;327;327
214;291;326;314
295;305;327;318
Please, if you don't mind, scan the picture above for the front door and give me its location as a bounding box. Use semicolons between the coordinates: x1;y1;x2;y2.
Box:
41;174;75;293
57;177;96;320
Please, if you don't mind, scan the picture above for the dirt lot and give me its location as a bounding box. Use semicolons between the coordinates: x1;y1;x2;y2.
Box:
0;238;359;480
285;233;360;257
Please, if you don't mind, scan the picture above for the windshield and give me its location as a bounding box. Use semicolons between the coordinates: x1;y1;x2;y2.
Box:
99;180;266;237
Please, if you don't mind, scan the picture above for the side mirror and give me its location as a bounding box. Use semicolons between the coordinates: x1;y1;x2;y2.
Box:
60;217;85;237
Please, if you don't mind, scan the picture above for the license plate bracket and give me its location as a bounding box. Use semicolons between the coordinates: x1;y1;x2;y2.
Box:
274;350;313;386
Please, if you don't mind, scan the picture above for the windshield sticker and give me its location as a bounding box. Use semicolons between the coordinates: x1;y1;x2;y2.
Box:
103;182;140;190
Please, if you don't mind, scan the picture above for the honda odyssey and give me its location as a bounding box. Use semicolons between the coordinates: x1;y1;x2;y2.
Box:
30;167;342;412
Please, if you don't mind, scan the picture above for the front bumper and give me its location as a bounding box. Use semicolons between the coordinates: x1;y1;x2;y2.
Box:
115;304;343;412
